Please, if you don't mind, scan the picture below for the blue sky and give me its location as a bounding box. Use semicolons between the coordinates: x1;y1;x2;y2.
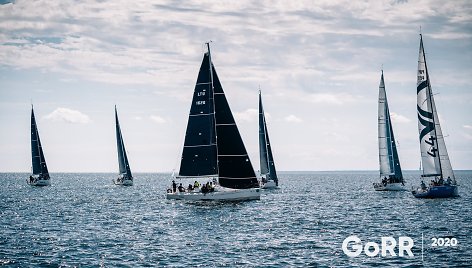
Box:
0;0;471;172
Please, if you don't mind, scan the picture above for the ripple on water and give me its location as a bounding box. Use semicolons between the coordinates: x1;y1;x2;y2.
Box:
0;171;471;267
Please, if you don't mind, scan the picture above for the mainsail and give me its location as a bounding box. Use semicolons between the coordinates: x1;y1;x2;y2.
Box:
31;106;49;177
416;34;455;182
259;91;278;185
115;106;132;178
378;71;403;181
178;44;258;189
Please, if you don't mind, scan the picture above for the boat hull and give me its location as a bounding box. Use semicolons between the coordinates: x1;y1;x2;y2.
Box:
113;179;133;186
166;187;260;201
27;179;50;186
261;180;277;189
373;182;405;191
412;185;458;198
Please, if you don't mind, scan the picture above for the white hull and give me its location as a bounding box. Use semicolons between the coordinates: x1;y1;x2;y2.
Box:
166;186;260;201
27;179;50;186
113;179;133;186
261;180;277;189
373;182;405;191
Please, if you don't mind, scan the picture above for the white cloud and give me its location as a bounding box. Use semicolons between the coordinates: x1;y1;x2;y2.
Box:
284;114;302;123
43;107;90;124
135;116;143;121
150;115;166;124
390;112;411;123
234;108;258;122
463;125;472;130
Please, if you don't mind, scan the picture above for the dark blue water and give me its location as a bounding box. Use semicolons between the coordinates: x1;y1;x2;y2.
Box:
1;171;471;267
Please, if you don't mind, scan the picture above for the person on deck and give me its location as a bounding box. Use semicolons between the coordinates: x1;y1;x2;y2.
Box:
178;183;185;192
194;181;200;188
420;180;427;190
172;180;177;193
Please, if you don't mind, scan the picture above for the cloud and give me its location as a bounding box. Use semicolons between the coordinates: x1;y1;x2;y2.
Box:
44;107;90;124
284;114;302;123
234;108;258;122
463;125;472;130
150;115;166;124
390;112;411;123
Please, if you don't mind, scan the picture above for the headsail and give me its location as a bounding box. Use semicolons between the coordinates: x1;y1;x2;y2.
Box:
31;106;49;176
178;44;258;189
378;71;403;181
115;106;132;178
416;34;454;181
259;91;278;185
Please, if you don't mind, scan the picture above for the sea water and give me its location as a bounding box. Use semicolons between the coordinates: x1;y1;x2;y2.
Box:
0;171;471;267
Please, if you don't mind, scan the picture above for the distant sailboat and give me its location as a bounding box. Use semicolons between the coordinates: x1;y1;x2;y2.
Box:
258;90;278;189
373;70;405;191
113;106;133;186
28;105;50;186
412;34;458;198
166;43;260;201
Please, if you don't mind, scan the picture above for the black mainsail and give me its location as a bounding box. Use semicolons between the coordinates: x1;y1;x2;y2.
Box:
259;91;278;186
115;106;133;179
378;71;403;182
31;106;49;178
178;44;258;189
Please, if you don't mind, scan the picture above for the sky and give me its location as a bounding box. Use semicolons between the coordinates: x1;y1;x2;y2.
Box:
0;0;471;173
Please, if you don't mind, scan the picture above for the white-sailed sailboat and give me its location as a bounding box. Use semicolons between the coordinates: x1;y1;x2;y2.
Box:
28;105;50;186
373;70;405;191
166;43;260;201
259;90;279;189
113;106;133;186
412;34;458;198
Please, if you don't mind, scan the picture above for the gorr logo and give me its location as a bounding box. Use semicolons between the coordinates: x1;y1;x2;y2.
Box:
342;235;414;257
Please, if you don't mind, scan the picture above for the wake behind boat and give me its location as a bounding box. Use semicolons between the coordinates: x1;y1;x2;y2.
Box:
373;70;405;191
28;105;50;186
258;90;279;189
166;43;260;201
113;106;133;186
411;34;458;198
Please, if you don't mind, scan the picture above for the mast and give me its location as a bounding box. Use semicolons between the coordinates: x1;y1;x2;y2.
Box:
207;42;220;177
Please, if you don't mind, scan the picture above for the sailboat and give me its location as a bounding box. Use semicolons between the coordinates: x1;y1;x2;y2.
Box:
411;34;458;198
373;70;405;191
258;90;279;189
113;106;133;186
166;43;260;201
28;105;50;186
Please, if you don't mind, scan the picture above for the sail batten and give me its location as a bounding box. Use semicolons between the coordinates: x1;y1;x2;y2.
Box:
416;34;454;181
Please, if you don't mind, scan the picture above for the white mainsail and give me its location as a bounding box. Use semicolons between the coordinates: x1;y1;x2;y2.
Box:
416;34;455;182
378;71;394;177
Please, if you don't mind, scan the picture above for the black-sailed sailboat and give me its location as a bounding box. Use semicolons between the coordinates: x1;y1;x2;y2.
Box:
258;90;278;189
166;43;260;201
28;105;50;186
113;106;133;186
373;70;405;191
412;34;458;198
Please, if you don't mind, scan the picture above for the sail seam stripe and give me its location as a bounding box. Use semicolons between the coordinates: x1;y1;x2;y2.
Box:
183;144;216;147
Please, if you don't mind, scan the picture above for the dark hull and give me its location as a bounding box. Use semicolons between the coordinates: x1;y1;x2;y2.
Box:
412;185;458;198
